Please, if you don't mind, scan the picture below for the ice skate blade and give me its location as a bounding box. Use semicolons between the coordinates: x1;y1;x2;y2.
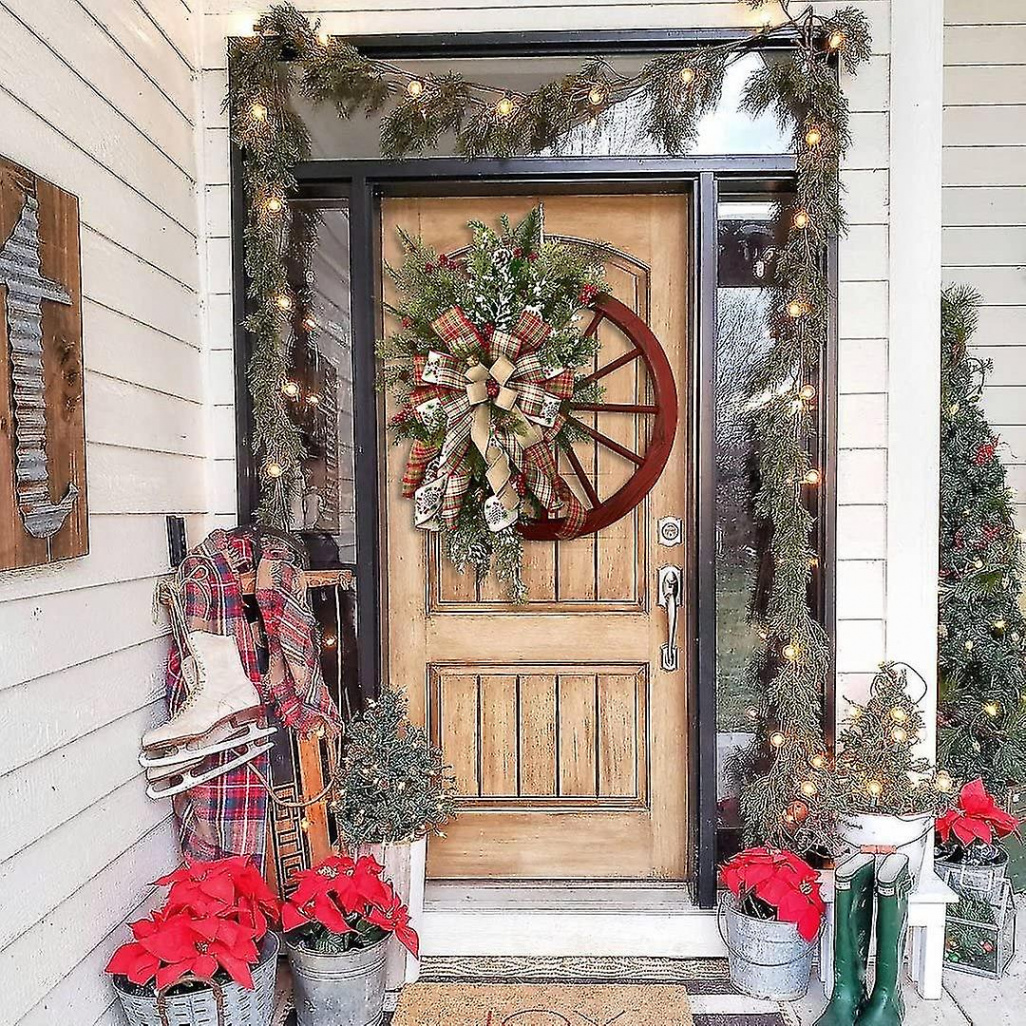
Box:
139;720;275;768
146;740;275;800
141;703;265;756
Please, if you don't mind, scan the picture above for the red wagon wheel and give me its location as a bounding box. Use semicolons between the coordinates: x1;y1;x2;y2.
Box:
520;292;679;541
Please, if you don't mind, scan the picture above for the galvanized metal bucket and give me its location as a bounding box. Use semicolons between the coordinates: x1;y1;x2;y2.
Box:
836;811;934;883
285;935;388;1026
112;931;278;1026
720;892;816;1001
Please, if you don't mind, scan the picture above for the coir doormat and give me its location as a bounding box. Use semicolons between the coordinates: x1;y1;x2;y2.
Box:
391;982;693;1025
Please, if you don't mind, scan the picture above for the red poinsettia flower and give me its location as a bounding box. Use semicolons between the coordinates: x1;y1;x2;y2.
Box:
936;778;1021;847
282;854;417;953
156;856;280;939
720;847;825;942
106;908;261;990
365;896;420;957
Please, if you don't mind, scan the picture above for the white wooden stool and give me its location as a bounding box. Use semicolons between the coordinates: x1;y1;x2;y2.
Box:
818;859;958;1000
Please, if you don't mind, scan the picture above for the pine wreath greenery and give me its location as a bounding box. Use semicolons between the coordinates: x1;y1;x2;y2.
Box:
377;208;606;602
226;0;874;853
938;285;1026;790
333;688;458;847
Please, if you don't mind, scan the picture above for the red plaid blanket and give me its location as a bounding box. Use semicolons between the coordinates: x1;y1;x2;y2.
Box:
166;529;340;867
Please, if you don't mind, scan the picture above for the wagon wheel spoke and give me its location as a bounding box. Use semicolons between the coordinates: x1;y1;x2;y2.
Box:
563;444;601;508
566;415;645;467
569;402;658;414
581;346;642;385
583;309;605;339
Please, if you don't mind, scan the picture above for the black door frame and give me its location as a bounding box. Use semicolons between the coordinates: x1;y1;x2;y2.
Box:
229;29;837;910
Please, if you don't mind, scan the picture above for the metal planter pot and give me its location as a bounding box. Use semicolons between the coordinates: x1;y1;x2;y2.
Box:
112;931;278;1026
721;893;816;1001
285;935;388;1026
936;845;1009;898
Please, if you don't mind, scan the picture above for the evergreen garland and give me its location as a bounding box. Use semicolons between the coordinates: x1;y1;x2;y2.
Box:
333;688;458;846
938;285;1026;789
226;0;873;851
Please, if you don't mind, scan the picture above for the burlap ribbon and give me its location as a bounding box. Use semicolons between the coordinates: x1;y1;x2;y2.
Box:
402;306;585;537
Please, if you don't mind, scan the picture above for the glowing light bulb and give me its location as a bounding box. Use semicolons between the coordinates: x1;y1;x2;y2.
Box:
770;732;786;748
994;619;1007;631
800;780;818;797
680;67;696;86
588;85;606;106
787;299;807;318
799;384;817;401
496;95;515;117
265;461;284;479
965;640;974;652
867;779;884;797
804;469;822;486
805;126;823;148
783;643;800;662
984;701;1002;718
300;817;310;831
275;293;293;311
793;210;811;230
306;392;322;407
828;30;846;50
316;31;331;46
322;632;337;648
407;79;425;99
265;196;283;213
810;754;827;771
890;707;908;724
281;380;300;399
891;726;908;744
935;771;954;793
250;102;268;121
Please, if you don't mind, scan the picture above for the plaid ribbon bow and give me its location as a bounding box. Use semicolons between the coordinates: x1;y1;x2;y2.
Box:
401;306;585;538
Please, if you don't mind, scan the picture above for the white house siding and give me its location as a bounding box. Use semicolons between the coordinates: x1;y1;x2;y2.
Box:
199;0;893;715
943;0;1026;526
0;2;208;1023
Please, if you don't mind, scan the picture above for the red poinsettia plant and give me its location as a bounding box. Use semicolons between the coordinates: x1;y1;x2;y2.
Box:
282;853;419;957
105;857;281;993
721;847;825;942
936;778;1020;851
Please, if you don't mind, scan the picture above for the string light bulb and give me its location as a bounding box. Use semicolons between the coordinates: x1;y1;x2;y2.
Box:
787;298;808;318
890;726;908;744
805;126;823;148
782;642;800;662
496;95;515;117
265;461;284;479
799;384;817;401
984;701;1002;718
800;780;818;797
306;392;322;407
316;31;331;46
275;293;293;311
866;779;884;797
300;817;310;832
890;706;908;724
828;30;846;51
281;380;300;399
407;79;425;99
810;754;827;771
993;619;1007;631
322;632;337;648
770;731;786;748
265;196;283;213
250;102;268;121
935;771;954;793
680;67;696;86
804;468;822;486
303;316;318;331
793;210;811;230
588;85;607;107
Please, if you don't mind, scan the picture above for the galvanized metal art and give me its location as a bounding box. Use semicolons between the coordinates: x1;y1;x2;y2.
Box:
0;156;87;570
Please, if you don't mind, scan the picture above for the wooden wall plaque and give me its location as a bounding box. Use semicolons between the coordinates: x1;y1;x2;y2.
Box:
0;156;87;570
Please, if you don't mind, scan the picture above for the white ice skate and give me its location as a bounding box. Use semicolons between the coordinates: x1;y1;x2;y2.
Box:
140;628;276;792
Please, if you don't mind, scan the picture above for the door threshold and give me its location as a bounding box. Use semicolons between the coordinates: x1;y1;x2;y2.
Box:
421;881;726;959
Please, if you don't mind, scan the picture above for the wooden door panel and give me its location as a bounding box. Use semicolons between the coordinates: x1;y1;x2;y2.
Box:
381;193;689;880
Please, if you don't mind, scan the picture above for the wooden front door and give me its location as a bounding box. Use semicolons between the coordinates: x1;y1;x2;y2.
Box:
381;193;690;880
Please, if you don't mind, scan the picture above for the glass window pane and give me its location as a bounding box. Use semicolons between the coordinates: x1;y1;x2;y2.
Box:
290;52;790;159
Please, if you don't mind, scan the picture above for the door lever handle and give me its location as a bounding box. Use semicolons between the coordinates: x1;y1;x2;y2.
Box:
657;565;683;672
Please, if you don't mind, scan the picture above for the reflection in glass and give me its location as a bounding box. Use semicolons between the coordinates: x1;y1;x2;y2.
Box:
285;206;356;565
714;196;787;850
291;52;790;160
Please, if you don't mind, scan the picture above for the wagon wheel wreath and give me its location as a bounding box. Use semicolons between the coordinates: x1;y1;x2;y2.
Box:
378;208;677;601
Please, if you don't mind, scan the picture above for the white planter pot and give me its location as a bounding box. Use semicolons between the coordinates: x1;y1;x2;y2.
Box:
357;835;427;989
836;811;934;882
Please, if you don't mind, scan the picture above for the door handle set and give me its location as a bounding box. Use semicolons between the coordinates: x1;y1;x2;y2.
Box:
657;564;683;672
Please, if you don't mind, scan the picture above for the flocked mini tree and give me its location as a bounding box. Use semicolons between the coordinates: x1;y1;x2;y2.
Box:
333;688;458;847
938;284;1026;790
822;663;952;819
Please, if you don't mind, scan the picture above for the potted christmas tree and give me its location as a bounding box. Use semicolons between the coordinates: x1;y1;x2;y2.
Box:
827;662;952;881
333;687;457;987
282;853;419;1026
105;857;281;1026
934;777;1021;894
720;848;825;1000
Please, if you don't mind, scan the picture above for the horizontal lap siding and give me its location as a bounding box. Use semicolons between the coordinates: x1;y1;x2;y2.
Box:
942;2;1026;529
0;1;202;1023
200;0;892;715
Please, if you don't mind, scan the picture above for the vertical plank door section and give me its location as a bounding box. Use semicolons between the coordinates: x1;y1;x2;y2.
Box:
382;194;689;879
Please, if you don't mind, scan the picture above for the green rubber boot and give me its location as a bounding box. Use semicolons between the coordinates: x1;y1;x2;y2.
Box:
856;854;912;1026
813;854;875;1026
